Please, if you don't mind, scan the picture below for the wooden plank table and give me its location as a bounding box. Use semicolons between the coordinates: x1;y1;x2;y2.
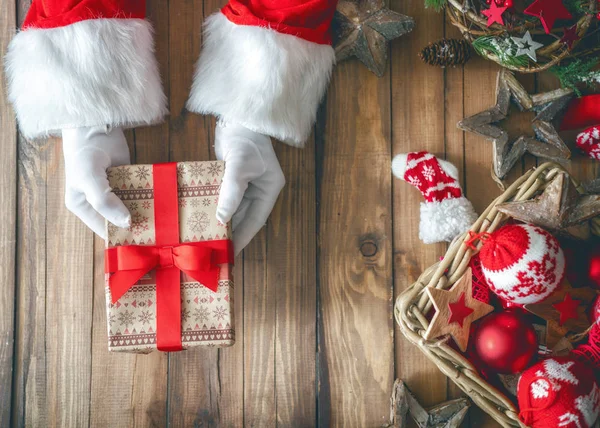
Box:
1;0;597;426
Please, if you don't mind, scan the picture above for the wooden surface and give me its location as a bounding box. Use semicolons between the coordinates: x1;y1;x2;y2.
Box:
1;0;598;427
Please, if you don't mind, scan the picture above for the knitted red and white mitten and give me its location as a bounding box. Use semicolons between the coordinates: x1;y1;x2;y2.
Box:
392;151;477;244
577;126;600;160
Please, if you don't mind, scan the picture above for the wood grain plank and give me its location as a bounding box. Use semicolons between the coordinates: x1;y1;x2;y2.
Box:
270;139;317;427
243;230;276;427
44;142;94;427
88;1;170;426
390;0;448;409
317;56;394;426
0;0;17;424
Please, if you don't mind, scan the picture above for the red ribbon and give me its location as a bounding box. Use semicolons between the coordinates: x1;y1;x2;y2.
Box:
105;163;234;352
561;95;600;131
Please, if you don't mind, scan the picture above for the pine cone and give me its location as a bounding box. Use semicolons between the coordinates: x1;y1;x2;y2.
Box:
419;38;472;67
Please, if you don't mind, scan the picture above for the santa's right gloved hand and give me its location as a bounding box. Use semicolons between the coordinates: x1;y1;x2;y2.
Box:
62;125;132;239
215;122;285;255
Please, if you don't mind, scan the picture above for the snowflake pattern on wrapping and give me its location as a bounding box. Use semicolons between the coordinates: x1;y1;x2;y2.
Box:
194;306;210;324
134;166;151;181
213;306;228;321
128;212;150;237
187;211;210;233
188;163;206;179
207;162;223;177
138;310;154;325
105;161;234;353
113;166;133;183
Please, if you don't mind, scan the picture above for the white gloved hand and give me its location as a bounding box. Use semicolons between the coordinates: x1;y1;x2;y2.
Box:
215;123;285;255
63;125;132;239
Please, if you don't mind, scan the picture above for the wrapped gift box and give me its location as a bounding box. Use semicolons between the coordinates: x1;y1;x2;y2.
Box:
104;161;235;353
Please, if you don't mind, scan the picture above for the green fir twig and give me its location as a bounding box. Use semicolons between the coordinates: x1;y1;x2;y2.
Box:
424;0;447;11
550;58;600;96
563;0;590;15
472;36;530;68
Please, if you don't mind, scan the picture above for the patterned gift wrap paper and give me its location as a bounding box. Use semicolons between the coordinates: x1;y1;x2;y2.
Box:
105;161;234;353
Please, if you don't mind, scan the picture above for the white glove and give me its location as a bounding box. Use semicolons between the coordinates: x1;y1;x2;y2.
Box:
62;125;131;239
215;123;285;255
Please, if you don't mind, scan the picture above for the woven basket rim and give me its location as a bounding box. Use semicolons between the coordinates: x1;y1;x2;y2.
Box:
445;0;597;73
393;162;597;428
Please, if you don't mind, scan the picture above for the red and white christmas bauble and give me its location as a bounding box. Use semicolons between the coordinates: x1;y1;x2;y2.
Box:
577;126;600;160
517;357;600;428
479;224;565;305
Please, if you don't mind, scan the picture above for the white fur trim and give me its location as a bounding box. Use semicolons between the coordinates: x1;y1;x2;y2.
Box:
419;197;478;244
5;19;167;139
187;12;335;147
392;153;409;179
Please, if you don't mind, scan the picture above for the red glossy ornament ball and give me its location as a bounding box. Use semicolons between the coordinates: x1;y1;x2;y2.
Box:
587;247;600;289
472;309;538;374
504;0;514;8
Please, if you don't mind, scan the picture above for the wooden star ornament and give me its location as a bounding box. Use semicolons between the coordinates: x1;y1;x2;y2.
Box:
497;172;600;239
332;0;415;77
524;281;598;349
458;69;573;182
386;379;471;428
425;269;495;352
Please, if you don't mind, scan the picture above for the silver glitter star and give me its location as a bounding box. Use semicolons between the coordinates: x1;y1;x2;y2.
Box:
511;31;544;62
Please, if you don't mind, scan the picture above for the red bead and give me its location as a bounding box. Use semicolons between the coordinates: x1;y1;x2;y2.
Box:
504;0;514;8
471;309;538;374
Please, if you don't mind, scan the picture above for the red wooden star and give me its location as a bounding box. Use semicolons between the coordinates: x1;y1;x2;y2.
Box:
525;280;598;348
561;25;580;49
448;292;474;327
482;1;508;26
524;0;572;34
425;269;495;352
553;293;581;325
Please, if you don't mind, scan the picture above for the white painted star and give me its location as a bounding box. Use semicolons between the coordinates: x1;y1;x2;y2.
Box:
511;31;544;62
543;359;578;385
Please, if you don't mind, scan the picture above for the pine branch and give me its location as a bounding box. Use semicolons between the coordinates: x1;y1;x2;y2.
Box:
563;0;590;15
550;58;600;96
424;0;447;11
472;36;530;68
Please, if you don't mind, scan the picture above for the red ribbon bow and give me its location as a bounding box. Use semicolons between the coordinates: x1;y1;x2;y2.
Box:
104;163;234;352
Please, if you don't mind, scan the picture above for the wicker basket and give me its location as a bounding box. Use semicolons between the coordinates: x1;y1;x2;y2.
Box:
394;162;600;428
445;0;597;73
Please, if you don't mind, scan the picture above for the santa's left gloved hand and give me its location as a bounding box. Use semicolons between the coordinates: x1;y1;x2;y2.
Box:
215;122;285;255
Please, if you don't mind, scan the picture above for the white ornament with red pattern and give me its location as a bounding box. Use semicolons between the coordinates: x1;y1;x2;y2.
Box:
392;151;478;244
576;126;600;160
479;224;566;305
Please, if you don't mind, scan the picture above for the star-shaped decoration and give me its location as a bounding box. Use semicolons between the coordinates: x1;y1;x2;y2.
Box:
511;31;544;62
425;268;495;352
332;0;415;77
524;0;573;34
387;379;471;428
457;69;573;181
448;292;474;327
561;25;580;49
496;172;600;239
482;1;508;27
524;281;598;349
553;293;581;325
